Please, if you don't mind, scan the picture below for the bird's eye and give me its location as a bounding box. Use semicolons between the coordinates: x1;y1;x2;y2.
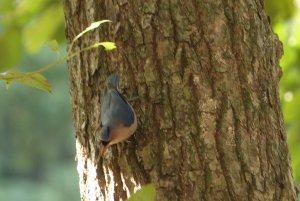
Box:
101;141;109;146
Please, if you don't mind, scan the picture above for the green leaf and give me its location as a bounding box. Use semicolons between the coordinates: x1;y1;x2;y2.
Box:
73;20;111;41
0;71;52;93
93;42;116;51
127;184;155;201
16;73;52;93
87;20;112;32
46;40;60;52
69;20;112;52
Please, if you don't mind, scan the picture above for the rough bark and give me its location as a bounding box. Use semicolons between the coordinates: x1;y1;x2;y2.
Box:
63;0;298;200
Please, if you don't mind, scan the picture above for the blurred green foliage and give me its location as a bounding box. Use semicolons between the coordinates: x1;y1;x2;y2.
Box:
0;0;64;70
0;46;79;200
266;0;300;183
0;0;78;201
265;0;295;25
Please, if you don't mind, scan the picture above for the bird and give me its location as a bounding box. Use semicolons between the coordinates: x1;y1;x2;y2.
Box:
98;73;137;158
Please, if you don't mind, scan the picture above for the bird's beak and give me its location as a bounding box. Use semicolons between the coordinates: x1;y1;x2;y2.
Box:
99;144;109;157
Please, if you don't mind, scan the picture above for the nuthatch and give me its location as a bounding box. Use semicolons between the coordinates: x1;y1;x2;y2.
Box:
99;74;137;157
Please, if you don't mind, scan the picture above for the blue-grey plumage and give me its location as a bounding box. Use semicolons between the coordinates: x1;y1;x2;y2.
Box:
106;73;119;89
99;74;137;156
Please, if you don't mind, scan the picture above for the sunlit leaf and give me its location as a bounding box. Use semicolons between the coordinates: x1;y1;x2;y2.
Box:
0;71;52;93
68;20;112;52
93;42;116;51
46;40;60;52
87;20;111;31
73;20;111;41
16;73;52;93
127;184;155;201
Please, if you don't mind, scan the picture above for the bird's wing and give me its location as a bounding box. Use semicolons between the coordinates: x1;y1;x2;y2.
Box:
101;89;134;127
101;90;112;126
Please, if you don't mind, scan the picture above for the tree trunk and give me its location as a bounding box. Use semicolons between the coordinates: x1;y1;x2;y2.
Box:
63;0;298;200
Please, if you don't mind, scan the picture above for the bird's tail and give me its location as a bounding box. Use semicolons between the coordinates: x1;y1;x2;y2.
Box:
106;73;119;89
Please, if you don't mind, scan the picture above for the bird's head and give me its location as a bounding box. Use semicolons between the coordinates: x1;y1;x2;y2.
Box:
99;125;110;156
106;73;119;89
